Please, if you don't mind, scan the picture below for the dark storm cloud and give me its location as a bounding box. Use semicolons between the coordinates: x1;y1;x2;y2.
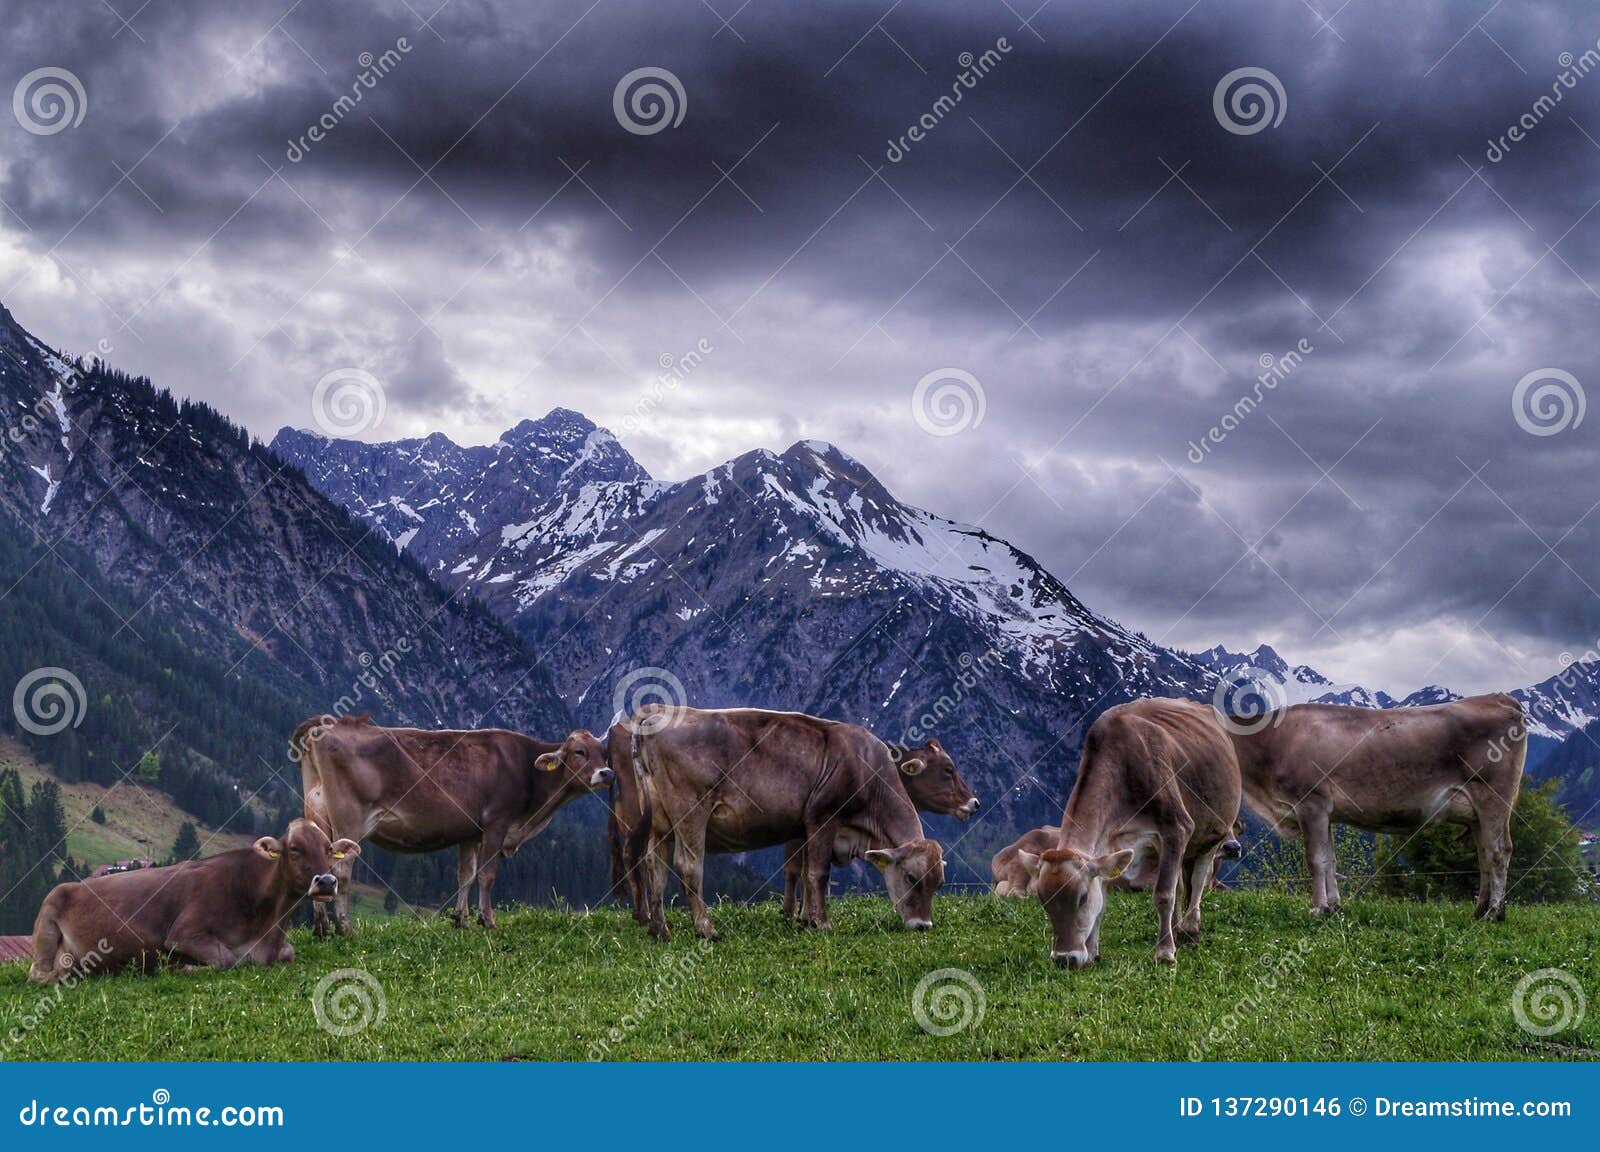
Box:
2;0;1598;693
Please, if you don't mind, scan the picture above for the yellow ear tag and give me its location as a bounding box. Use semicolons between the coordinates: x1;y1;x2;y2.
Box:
332;851;346;860
1105;864;1124;879
267;850;280;859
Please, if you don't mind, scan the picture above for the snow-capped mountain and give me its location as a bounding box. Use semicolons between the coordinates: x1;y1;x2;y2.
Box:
271;409;647;568
1189;642;1600;746
274;406;1600;836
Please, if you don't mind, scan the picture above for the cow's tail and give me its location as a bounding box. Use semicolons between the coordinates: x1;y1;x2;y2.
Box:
28;894;64;983
626;727;657;910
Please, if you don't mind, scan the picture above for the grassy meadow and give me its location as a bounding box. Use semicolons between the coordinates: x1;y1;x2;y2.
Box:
2;891;1596;1061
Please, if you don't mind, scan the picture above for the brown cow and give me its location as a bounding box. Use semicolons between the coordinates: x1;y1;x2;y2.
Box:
992;826;1060;897
1225;693;1524;919
632;706;945;940
1018;698;1241;967
294;716;613;934
780;737;977;921
29;819;358;982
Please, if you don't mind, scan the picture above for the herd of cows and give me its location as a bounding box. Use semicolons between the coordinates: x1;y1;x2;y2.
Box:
26;691;1526;982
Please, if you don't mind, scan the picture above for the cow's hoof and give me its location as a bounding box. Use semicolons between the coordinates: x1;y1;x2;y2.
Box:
1155;947;1177;965
312;924;328;941
648;923;670;942
1176;927;1201;946
478;914;497;929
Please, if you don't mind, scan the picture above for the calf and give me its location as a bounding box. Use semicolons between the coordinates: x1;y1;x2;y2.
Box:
632;706;944;940
1018;698;1241;967
1226;693;1524;919
29;819;358;982
295;716;613;933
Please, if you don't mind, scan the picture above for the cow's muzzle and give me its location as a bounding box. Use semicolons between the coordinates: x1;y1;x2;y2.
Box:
1052;950;1091;970
310;873;338;901
958;798;980;820
903;917;933;932
589;766;616;789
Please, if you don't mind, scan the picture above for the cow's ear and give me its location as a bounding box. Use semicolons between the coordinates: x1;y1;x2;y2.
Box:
330;839;361;861
896;756;926;777
1098;849;1136;879
864;848;902;871
927;739;941;751
1017;850;1042;878
534;752;562;772
254;836;283;860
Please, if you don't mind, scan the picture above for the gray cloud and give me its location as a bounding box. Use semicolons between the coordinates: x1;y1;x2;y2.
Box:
2;0;1598;694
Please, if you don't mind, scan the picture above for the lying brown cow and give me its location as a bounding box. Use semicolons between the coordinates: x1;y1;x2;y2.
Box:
997;821;1242;897
1225;693;1524;919
294;715;613;934
633;705;945;940
781;738;977;921
29;819;358;982
1018;698;1240;967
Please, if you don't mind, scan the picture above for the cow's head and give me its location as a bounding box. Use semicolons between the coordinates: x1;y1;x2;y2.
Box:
255;819;360;904
534;729;615;793
1019;846;1134;969
864;837;945;930
895;739;979;820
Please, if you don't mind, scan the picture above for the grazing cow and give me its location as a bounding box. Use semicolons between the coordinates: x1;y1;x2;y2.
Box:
632;706;945;940
29;819;358;982
1018;698;1241;967
1225;693;1525;920
294;716;613;934
780;737;978;921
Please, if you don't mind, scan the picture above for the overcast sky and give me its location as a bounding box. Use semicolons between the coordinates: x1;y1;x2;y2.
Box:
3;0;1598;696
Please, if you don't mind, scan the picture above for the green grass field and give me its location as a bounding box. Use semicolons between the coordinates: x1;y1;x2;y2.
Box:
2;892;1596;1061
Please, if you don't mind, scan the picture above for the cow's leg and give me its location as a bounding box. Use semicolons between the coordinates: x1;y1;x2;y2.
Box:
671;817;717;941
451;841;479;927
312;896;331;939
624;832;651;926
1297;801;1339;916
1471;807;1513;922
801;824;837;931
1177;850;1215;945
781;839;805;920
645;834;671;941
1153;824;1189;964
476;834;506;928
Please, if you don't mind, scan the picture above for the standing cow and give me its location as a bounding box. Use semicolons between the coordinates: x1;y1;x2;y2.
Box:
1225;693;1524;920
293;715;613;935
632;706;945;940
30;819;359;981
1018;698;1241;967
